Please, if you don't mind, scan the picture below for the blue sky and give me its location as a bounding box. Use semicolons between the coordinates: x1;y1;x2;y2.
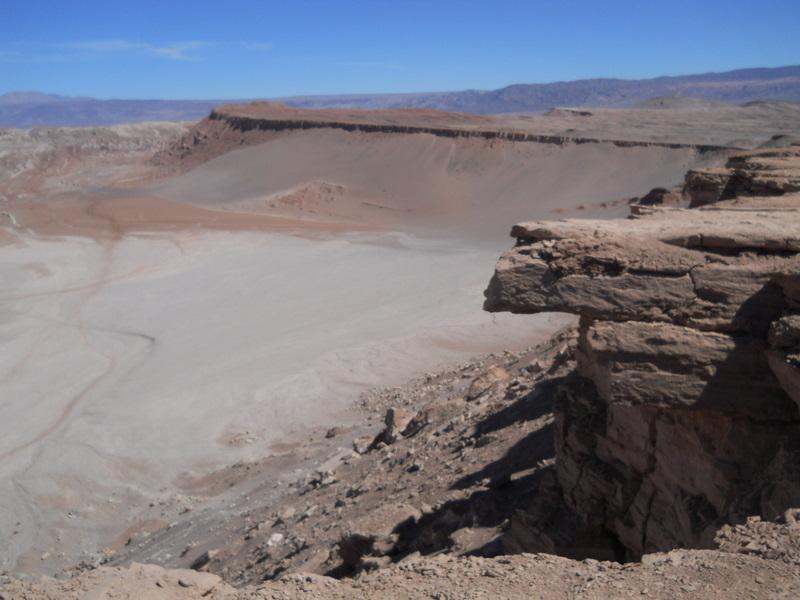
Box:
1;0;798;99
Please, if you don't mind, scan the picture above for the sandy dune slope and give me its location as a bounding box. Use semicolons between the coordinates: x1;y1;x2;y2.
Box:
153;128;712;239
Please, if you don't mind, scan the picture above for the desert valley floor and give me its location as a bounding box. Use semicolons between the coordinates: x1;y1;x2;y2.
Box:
1;225;572;573
2;101;800;597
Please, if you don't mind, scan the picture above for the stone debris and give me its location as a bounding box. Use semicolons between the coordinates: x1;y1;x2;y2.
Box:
466;366;510;401
5;540;800;599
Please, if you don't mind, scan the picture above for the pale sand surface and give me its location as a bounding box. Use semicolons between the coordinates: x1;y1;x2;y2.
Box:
0;227;570;574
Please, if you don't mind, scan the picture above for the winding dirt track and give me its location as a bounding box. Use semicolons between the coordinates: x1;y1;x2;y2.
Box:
1;202;125;463
0;193;377;465
0;189;377;462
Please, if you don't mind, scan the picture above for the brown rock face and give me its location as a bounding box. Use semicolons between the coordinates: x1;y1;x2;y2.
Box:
484;145;800;559
632;186;683;207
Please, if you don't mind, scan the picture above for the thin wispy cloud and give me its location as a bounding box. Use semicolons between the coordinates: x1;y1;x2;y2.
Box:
0;40;272;63
67;40;216;61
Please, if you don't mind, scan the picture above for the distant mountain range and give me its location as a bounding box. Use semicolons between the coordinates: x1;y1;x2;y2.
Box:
281;65;800;114
2;65;799;128
0;94;224;128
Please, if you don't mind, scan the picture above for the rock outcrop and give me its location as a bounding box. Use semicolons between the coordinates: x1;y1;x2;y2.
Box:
630;186;683;207
685;147;800;207
484;145;800;560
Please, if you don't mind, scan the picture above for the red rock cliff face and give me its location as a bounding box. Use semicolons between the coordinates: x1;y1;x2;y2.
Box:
484;146;800;560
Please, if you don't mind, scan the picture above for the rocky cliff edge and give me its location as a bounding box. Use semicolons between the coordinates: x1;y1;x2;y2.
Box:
485;145;800;559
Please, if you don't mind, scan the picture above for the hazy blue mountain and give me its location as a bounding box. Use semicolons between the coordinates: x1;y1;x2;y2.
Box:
281;65;800;114
1;65;799;128
0;94;226;128
0;91;79;105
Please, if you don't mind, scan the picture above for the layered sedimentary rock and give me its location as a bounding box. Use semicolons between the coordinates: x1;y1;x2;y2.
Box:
485;145;800;559
685;146;800;207
206;103;730;152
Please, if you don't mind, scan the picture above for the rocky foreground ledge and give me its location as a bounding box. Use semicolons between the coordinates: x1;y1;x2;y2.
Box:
485;145;800;559
3;531;799;599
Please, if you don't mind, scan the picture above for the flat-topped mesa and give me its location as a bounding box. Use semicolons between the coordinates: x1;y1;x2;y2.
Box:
484;146;800;560
156;102;742;173
207;102;733;152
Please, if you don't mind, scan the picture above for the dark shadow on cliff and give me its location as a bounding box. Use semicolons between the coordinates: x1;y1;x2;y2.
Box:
387;440;554;562
679;282;800;544
468;377;560;437
387;378;564;565
693;281;796;419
